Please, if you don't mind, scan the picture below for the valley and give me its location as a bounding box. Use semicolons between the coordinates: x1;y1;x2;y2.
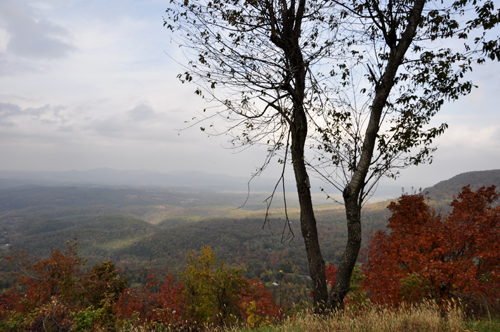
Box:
1;169;499;290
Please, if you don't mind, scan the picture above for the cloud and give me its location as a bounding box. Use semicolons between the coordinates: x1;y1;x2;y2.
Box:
0;1;76;77
0;99;185;147
76;101;186;143
0;102;21;126
492;127;500;143
127;104;157;122
444;125;497;148
0;102;70;129
0;1;75;59
0;57;36;76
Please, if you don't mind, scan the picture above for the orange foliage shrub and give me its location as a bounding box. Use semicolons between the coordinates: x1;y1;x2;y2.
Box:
362;186;500;307
115;274;185;325
7;241;84;311
240;278;282;326
0;241;86;330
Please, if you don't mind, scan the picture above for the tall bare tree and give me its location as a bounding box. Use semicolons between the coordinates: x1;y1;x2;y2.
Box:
310;0;499;308
166;0;342;310
165;0;499;311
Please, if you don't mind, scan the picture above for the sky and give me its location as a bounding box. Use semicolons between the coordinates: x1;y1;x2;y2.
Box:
0;0;499;193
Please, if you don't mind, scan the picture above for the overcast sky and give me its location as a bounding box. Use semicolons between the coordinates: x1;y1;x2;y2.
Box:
0;0;499;192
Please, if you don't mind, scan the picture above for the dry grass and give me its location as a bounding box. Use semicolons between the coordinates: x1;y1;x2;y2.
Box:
115;301;500;332
225;301;467;332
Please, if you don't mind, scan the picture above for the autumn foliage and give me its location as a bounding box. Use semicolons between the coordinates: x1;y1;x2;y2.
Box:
115;246;281;329
0;243;280;331
362;186;500;308
0;241;128;330
2;186;499;330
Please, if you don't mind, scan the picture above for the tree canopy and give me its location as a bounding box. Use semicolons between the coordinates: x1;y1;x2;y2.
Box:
164;0;500;310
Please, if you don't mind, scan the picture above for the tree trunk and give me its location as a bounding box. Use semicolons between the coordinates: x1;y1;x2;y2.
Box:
328;0;426;309
329;192;362;309
290;118;329;311
267;0;329;312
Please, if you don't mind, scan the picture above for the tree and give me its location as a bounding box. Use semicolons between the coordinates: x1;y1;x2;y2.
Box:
82;261;127;307
362;186;500;306
307;0;500;309
181;246;249;325
180;246;281;326
6;240;85;309
166;0;338;311
115;246;281;328
81;260;127;326
164;0;500;311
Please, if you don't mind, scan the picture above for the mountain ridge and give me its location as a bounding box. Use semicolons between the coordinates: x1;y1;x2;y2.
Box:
423;169;500;202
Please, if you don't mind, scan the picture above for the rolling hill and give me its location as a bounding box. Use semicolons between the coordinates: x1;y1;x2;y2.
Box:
0;184;387;289
423;169;500;212
424;169;500;199
1;169;498;290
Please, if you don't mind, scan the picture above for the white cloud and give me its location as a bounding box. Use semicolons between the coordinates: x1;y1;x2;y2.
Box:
440;124;499;150
0;28;9;53
0;1;75;59
0;102;20;127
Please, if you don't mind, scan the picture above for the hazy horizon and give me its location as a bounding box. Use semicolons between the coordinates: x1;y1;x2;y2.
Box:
1;0;499;196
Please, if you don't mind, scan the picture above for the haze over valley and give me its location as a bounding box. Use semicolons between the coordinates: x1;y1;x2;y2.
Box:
1;168;498;290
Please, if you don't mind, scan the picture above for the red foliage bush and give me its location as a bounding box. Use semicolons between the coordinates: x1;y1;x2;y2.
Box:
362;186;500;308
115;274;185;324
1;241;281;329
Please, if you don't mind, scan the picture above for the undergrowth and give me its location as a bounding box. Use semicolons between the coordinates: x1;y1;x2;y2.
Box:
116;301;500;332
225;301;500;332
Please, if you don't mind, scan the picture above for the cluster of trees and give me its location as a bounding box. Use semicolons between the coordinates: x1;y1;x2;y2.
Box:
1;205;386;293
0;243;281;331
320;186;500;313
362;186;500;310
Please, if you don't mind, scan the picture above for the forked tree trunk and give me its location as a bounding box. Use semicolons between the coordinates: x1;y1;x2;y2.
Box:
328;0;426;309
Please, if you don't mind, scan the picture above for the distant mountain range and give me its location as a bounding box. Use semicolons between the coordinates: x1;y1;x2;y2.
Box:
0;168;402;198
0;168;272;192
1;168;499;201
423;169;500;202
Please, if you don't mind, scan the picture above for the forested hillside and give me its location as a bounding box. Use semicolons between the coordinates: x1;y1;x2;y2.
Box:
424;169;500;204
1;169;498;290
0;184;390;290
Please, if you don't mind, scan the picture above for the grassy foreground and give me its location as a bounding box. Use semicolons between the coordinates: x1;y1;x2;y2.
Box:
222;302;499;332
110;302;500;332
